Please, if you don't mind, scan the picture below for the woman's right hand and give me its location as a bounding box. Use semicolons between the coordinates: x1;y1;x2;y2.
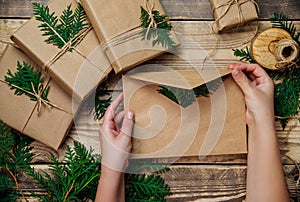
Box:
228;64;274;126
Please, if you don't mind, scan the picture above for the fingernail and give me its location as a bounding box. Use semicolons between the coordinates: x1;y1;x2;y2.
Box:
233;69;241;78
127;112;134;120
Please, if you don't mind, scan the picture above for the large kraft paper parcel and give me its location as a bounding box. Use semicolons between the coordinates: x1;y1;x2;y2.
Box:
0;45;79;150
11;0;112;102
81;0;180;73
123;70;247;158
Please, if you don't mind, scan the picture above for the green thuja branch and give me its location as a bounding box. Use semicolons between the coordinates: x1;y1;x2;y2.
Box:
4;61;50;102
233;47;255;63
87;84;112;120
270;13;300;45
25;141;101;201
126;174;172;202
140;6;176;49
32;2;89;51
232;13;300;130
0;123;172;200
158;76;227;108
126;160;172;201
0;120;33;201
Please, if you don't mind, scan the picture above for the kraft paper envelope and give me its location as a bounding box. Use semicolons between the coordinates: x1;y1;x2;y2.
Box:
123;70;247;159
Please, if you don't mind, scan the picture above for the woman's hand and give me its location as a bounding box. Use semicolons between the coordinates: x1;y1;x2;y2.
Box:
99;93;134;172
228;64;274;126
229;64;289;202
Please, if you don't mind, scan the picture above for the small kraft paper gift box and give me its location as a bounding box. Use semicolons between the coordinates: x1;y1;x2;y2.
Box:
123;70;247;159
11;0;112;102
210;0;259;32
0;45;79;150
80;0;180;73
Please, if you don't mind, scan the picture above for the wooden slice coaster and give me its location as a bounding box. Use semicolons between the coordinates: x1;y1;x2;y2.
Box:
251;28;299;70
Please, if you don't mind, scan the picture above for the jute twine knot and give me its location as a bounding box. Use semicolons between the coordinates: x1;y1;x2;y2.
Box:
0;79;71;115
274;39;299;69
31;82;52;114
144;0;161;39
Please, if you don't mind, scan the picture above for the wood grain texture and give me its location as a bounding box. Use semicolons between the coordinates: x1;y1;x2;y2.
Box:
15;164;299;201
0;0;299;19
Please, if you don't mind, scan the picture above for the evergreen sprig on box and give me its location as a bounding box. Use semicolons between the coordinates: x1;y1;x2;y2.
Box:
140;6;176;49
4;61;50;102
32;2;89;51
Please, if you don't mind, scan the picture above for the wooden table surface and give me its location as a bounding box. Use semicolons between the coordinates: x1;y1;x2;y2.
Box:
1;0;300;201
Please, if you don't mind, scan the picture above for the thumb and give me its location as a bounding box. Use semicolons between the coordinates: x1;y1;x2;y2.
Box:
120;111;135;137
232;69;252;95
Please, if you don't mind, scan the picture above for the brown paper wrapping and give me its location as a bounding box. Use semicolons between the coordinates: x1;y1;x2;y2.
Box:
123;70;247;159
11;0;112;102
0;45;79;150
81;0;180;73
210;0;258;32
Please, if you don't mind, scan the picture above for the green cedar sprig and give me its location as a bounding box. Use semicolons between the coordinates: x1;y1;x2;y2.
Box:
0;120;33;201
0;121;172;201
4;61;50;102
126;160;172;201
140;6;176;49
25;141;101;201
32;2;89;51
232;13;300;129
158;76;226;108
86;84;112;120
233;47;255;63
125;174;172;201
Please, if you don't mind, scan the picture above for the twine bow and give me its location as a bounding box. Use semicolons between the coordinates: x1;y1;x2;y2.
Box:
144;0;157;38
0;79;71;115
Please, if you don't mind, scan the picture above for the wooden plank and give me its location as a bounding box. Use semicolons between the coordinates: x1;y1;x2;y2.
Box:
0;0;299;19
14;164;299;201
0;19;26;55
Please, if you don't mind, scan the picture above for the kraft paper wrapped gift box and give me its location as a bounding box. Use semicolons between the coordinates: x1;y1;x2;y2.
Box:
0;45;79;150
210;0;259;32
81;0;180;73
11;0;112;102
123;70;247;159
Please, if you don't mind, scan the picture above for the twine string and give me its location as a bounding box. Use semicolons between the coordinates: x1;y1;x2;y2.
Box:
144;0;157;39
274;39;300;69
0;79;71;115
43;26;98;72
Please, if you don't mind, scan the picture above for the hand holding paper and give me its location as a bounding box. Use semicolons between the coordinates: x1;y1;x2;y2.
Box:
229;64;274;126
99;93;135;172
